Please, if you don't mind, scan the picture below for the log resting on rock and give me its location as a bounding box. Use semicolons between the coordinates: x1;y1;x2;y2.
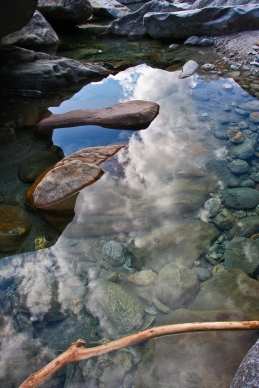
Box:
36;100;160;130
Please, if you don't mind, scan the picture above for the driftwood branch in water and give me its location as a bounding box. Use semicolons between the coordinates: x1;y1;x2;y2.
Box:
19;321;259;388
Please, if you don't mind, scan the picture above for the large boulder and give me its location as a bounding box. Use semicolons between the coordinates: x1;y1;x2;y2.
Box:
0;46;107;96
1;10;59;48
25;145;124;231
0;0;38;38
36;100;160;131
144;5;259;39
135;308;259;388
108;0;188;36
37;0;93;27
89;0;130;19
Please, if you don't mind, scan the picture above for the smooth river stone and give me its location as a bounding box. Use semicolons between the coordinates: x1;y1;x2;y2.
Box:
178;60;198;79
155;263;199;309
221;188;259;209
36;100;160;131
227;215;259;240
224;237;259;276
128;270;157;286
94;282;145;334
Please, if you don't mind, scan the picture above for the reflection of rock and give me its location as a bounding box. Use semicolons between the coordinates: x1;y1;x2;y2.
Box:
189;269;259;311
1;10;59;48
0;206;31;253
0;46;108;96
91;282;145;334
37;0;93;26
224;237;259;276
136;308;259;388
155;263;199;309
36;100;160;131
80;349;133;388
144;6;259;39
90;0;130;19
26;145;124;231
18;150;60;183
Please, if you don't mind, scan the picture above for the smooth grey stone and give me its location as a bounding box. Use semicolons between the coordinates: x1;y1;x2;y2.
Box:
239;121;249;130
224;237;259;275
240;179;255;188
221;188;259;209
102;240;125;267
249;172;259;182
197;38;214;47
227;215;259;240
231;64;239;71
191;267;211;282
204;197;221;218
214;130;228;140
183;36;200;46
153;298;170;314
167;43;180;51
230;137;255;159
228;159;249;175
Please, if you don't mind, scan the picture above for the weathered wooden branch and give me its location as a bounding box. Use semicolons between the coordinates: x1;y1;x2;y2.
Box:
19;321;259;388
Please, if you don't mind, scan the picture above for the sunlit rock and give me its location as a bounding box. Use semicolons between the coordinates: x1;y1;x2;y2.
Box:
135;308;259;388
0;206;31;253
1;11;59;48
91;282;145;334
155;263;199;309
26;145;124;231
37;0;93;26
36;100;160;131
178;60;198;79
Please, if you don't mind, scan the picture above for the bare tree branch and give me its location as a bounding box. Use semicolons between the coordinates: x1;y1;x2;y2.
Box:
19;321;259;388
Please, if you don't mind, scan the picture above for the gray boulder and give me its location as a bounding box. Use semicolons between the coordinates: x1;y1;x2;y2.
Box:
108;0;188;37
90;0;130;19
144;6;259;39
224;237;259;276
221;188;259;209
1;10;59;48
0;46;107;96
0;0;38;38
37;0;93;26
231;339;259;388
155;263;200;309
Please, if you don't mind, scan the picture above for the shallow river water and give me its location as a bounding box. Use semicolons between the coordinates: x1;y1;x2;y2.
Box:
2;55;259;387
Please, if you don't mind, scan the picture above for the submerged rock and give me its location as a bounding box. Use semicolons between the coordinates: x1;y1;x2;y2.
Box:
102;240;125;267
224;237;259;276
1;10;59;48
36;100;160;130
230;136;255;159
18;150;60;183
228;159;249;175
37;0;93;26
155;263;199;309
214;208;236;230
136;308;259;388
221;188;259;209
227;215;259;240
92;282;145;334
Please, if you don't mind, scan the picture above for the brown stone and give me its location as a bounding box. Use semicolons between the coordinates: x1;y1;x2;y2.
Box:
25;145;124;231
128;270;157;286
249;111;259;123
0;206;31;253
226;128;245;143
36;100;160;131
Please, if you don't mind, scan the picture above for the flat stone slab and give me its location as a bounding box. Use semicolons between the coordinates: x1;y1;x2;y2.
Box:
36;100;160;130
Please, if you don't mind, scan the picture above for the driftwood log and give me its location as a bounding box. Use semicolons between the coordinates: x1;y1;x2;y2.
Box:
36;100;160;131
19;321;259;388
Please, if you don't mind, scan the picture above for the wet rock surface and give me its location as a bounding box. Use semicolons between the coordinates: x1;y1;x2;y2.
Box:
1;10;59;48
224;237;259;275
37;0;93;26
